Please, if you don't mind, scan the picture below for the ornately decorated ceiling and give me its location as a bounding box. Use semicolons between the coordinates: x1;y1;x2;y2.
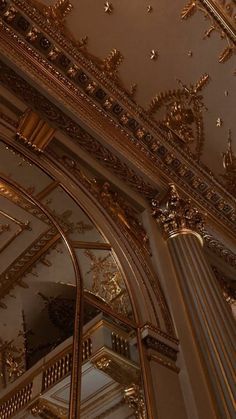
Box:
0;3;236;417
41;0;235;175
0;1;235;260
4;0;235;176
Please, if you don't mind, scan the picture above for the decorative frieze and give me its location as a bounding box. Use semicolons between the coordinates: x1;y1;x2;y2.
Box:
143;336;178;362
0;55;234;235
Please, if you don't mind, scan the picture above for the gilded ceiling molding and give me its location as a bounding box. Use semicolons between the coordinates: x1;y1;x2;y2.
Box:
0;178;51;225
181;0;236;63
0;209;31;253
0;228;60;303
16;108;56;152
2;105;235;274
30;0;73;24
0;55;235;241
0;4;235;237
52;156;150;254
1;110;236;278
52;150;175;335
202;229;236;268
28;1;132;97
221;130;236;197
148;74;210;158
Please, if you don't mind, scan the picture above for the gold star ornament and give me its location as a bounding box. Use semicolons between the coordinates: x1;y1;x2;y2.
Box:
104;2;113;14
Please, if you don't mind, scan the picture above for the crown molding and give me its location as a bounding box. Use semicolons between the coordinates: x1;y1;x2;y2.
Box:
0;2;235;241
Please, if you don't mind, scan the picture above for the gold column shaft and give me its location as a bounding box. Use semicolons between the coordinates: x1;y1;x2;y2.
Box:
167;232;236;419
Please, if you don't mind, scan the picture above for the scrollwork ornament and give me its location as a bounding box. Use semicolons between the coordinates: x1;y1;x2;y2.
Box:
124;384;147;419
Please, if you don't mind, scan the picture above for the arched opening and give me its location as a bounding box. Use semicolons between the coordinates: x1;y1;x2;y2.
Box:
0;137;174;418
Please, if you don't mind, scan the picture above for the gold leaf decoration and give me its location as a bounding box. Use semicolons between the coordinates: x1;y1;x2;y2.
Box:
203;25;215;39
101;49;123;76
194;73;210;93
147;74;209;158
181;1;235;63
218;46;233;63
181;1;196;19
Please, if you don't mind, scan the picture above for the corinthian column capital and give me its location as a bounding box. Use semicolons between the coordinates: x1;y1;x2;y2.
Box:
151;184;204;243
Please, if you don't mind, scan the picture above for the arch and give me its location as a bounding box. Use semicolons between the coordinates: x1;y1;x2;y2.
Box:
1;134;174;334
0;134;175;418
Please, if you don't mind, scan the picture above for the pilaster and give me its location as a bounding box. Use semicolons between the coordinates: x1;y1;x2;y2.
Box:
152;184;236;419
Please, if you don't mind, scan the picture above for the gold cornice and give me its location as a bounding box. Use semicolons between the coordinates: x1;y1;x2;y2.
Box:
148;353;180;374
202;230;236;268
140;323;179;346
2;115;236;271
0;20;235;243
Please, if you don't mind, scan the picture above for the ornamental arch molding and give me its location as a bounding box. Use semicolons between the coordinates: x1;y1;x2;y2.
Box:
0;133;175;334
0;132;177;418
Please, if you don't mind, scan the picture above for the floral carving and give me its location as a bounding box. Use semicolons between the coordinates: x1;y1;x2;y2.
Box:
148;74;210;158
152;184;204;239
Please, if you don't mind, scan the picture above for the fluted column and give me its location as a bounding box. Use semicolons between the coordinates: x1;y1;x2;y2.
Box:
152;185;236;419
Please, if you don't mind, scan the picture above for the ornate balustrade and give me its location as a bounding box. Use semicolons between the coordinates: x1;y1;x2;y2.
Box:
0;314;138;418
